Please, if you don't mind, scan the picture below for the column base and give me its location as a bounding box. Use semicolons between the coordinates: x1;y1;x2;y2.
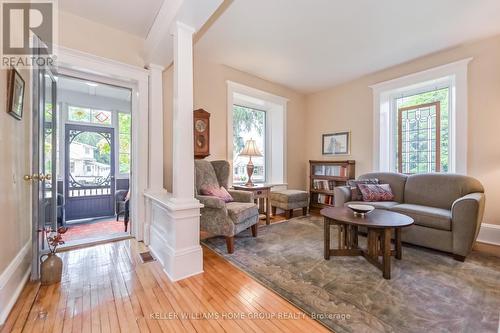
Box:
145;191;203;281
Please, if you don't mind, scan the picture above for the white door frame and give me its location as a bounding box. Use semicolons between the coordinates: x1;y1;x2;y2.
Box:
56;47;149;240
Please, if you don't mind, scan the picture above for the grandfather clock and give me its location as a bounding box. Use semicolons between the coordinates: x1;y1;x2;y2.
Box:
193;109;210;159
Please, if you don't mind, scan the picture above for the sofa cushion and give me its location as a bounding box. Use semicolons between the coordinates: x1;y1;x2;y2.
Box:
404;173;484;210
392;203;451;231
345;201;399;210
270;190;309;203
359;172;407;203
226;202;259;224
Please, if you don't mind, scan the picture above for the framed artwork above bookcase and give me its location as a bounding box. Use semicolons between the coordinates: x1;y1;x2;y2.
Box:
309;160;355;210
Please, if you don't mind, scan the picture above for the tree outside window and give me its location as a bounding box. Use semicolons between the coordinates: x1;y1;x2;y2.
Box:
232;105;266;183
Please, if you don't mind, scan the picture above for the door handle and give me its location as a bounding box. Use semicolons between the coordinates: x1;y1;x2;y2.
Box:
24;174;41;182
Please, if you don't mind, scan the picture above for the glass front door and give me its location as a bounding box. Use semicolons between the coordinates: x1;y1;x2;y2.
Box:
65;124;115;220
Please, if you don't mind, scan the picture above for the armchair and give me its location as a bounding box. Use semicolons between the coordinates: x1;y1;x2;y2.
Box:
115;190;130;232
195;160;259;253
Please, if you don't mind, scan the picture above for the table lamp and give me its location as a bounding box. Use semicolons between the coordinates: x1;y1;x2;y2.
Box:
239;139;262;187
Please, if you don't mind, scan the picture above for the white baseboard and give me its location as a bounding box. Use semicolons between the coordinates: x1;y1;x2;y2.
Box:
0;241;32;325
477;223;500;246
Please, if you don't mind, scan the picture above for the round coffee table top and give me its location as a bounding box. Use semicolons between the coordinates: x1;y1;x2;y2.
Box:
320;207;414;228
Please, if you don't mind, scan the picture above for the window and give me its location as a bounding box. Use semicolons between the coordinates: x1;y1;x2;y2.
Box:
68;106;112;125
371;59;470;174
232;105;266;184
118;112;131;174
395;87;449;174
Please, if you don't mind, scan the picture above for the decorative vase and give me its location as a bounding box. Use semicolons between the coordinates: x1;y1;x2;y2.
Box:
40;253;62;285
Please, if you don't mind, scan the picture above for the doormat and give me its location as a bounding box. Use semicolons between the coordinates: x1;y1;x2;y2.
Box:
139;251;156;263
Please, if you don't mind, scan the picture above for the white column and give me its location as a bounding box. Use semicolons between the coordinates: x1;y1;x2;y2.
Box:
146;21;203;281
148;64;165;191
172;22;196;200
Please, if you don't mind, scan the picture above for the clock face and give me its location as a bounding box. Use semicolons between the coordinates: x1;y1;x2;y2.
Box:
195;119;207;133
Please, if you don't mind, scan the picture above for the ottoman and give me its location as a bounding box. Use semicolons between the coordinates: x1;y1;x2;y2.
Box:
270;190;309;219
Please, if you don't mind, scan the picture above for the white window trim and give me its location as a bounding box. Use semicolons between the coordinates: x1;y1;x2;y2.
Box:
226;81;288;186
370;58;471;174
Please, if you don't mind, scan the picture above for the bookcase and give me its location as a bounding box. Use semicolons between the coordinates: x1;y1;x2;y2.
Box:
309;160;355;209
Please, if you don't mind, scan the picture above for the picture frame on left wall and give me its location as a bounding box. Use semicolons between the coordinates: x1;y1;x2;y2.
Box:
7;67;25;120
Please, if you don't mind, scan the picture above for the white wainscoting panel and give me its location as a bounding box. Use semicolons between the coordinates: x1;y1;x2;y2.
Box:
0;241;32;325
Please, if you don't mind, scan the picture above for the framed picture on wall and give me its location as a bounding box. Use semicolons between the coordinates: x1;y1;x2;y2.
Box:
6;68;25;120
322;131;350;155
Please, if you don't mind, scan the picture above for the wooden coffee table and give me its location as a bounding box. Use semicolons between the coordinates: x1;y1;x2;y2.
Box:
321;207;414;279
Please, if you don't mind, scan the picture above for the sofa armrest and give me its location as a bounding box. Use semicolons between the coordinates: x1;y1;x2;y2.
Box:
228;190;254;203
196;195;226;209
334;186;352;207
451;192;485;257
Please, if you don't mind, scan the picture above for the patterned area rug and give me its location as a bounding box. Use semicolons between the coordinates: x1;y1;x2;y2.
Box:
202;215;500;333
64;219;126;242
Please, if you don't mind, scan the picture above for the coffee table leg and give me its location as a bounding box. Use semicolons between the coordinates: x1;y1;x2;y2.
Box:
395;228;402;260
382;228;391;279
324;218;330;260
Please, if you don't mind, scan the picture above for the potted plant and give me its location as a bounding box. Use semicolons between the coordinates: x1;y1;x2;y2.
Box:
40;226;67;285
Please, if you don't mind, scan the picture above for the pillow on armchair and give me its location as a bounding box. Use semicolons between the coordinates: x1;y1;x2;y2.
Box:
200;185;234;203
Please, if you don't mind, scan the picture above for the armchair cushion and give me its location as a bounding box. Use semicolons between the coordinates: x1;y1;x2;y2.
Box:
226;202;259;224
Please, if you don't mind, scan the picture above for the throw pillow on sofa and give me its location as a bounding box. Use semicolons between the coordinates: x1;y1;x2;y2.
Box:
200;185;234;203
347;179;379;201
358;183;395;202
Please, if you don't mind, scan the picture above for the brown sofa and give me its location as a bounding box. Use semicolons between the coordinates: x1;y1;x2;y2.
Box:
334;172;485;261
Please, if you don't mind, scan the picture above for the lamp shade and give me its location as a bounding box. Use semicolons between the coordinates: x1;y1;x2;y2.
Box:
239;139;262;157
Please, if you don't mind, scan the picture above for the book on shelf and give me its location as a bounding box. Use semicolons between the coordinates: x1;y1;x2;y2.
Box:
316;194;333;205
314;165;347;177
312;179;336;191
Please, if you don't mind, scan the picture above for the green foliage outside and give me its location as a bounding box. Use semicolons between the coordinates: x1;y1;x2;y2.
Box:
396;88;449;174
232;105;265;157
73;132;111;165
118;113;131;174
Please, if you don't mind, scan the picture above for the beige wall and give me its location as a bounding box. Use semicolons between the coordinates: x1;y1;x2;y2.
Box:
163;56;308;191
305;34;500;225
59;11;145;67
0;68;32;274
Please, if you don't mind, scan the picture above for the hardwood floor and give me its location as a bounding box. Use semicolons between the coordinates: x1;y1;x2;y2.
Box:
2;239;329;333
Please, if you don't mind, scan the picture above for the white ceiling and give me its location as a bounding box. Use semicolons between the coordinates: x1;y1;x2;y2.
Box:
58;76;132;102
60;0;165;38
195;0;500;93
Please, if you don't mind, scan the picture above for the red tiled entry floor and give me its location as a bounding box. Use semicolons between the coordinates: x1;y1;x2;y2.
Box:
64;219;127;242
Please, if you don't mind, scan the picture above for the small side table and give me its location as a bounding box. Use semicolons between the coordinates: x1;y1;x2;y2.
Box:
233;184;272;225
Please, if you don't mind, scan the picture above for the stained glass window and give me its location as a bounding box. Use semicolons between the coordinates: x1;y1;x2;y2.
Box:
398;102;440;174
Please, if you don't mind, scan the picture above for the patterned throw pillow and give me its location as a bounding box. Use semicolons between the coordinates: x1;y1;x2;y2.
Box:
200;185;234;203
347;179;379;201
358;184;395;202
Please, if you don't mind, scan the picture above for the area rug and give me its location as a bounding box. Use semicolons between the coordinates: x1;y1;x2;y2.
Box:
64;219;126;242
202;215;500;333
